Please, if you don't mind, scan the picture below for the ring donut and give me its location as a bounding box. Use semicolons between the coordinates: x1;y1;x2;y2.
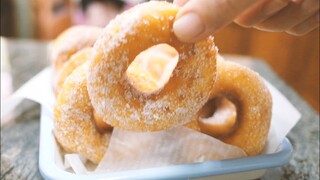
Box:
54;48;92;96
87;1;217;131
54;63;111;164
50;26;102;77
198;59;272;155
127;43;201;132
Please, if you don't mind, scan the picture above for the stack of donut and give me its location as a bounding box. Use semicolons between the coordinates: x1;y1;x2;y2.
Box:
52;1;272;164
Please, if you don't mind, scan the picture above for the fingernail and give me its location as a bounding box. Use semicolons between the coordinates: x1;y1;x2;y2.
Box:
174;13;205;41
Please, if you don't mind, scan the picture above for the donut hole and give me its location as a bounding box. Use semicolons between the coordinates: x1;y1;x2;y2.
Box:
126;43;179;94
198;96;237;138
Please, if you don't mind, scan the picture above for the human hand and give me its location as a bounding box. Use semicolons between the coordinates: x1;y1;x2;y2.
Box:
173;0;319;42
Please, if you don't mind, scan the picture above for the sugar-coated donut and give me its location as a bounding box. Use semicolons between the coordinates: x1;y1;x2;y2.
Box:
198;59;272;155
126;43;200;132
50;26;102;76
54;48;92;96
198;96;237;137
87;1;217;131
54;63;111;164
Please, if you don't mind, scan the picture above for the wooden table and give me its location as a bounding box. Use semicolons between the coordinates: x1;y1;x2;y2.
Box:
1;39;319;179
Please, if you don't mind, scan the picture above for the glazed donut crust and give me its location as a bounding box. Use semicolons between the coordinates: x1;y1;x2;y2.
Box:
87;1;217;131
200;59;272;156
54;63;111;164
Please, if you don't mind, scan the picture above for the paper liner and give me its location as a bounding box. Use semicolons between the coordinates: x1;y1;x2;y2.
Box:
95;127;246;173
3;67;301;175
262;81;301;154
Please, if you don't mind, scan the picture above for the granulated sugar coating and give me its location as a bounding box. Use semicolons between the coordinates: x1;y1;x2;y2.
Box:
54;48;92;96
87;1;217;131
54;63;111;164
50;26;102;79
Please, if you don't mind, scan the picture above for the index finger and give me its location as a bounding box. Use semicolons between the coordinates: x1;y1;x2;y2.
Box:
173;0;262;42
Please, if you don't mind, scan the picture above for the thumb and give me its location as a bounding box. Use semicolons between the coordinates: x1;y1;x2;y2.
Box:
173;0;261;42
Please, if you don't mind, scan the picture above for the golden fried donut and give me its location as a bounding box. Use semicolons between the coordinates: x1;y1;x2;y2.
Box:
87;1;217;131
54;63;111;164
50;25;102;76
126;43;200;132
94;43;184;133
54;48;92;96
198;59;272;156
198;95;236;137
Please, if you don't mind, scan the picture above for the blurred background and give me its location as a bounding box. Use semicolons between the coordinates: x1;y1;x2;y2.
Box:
1;0;319;112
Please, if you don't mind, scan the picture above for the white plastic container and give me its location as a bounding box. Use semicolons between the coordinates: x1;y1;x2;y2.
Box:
39;106;293;180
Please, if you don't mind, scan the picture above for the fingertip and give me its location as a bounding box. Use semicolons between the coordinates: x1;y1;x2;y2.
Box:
173;12;206;43
173;0;189;6
173;0;258;42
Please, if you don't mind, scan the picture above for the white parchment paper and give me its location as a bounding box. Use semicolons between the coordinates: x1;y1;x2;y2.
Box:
95;126;246;173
